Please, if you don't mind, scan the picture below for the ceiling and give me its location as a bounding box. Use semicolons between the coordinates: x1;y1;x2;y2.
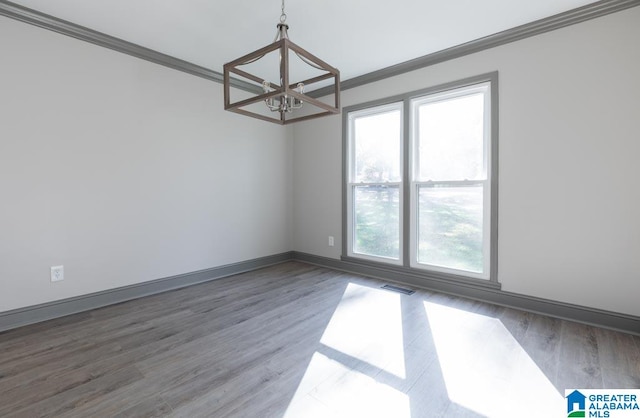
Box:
8;0;602;86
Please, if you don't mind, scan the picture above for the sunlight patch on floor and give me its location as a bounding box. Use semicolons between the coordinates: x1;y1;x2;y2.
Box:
424;301;563;417
283;350;411;418
283;283;410;417
319;283;406;378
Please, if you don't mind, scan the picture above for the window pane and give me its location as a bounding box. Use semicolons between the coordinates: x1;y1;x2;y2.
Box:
354;110;401;183
417;185;483;273
354;185;400;259
417;93;485;181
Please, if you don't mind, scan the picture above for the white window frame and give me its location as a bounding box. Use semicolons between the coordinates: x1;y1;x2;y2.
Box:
409;82;492;280
346;102;404;265
342;72;498;284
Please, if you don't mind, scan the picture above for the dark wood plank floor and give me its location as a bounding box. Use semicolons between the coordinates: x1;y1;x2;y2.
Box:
1;261;638;417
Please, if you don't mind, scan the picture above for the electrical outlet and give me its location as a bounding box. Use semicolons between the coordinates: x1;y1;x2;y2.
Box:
51;265;64;282
328;236;335;247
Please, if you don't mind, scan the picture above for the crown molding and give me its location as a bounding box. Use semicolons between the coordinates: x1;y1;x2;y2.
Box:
0;0;260;94
310;0;640;97
2;0;639;97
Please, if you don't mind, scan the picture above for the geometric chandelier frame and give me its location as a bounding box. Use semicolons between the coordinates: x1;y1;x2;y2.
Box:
223;10;340;125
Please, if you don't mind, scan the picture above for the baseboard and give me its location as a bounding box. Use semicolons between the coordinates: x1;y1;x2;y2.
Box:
292;251;640;336
0;251;294;333
3;250;638;336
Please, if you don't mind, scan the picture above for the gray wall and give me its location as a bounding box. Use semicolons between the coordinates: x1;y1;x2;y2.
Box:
0;15;293;312
292;7;640;316
2;6;639;319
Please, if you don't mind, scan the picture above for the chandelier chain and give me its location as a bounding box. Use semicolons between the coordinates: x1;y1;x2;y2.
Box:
280;0;287;23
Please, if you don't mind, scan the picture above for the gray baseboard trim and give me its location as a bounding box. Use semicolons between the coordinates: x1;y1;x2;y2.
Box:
3;250;638;336
292;251;640;336
0;251;294;333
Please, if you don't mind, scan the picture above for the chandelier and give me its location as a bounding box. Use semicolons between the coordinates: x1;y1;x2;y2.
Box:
223;0;340;125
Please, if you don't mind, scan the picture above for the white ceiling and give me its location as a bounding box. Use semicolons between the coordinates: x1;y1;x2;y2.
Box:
10;0;600;84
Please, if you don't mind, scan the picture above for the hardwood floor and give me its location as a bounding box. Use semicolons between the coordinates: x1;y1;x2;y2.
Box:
1;261;638;417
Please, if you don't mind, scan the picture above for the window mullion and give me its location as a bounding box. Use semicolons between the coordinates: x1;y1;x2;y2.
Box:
402;99;411;267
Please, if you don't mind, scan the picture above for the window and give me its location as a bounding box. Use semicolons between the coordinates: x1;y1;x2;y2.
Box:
346;103;403;264
344;73;498;282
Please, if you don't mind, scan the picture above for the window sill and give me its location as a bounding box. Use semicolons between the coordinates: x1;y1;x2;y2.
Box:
340;255;501;291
